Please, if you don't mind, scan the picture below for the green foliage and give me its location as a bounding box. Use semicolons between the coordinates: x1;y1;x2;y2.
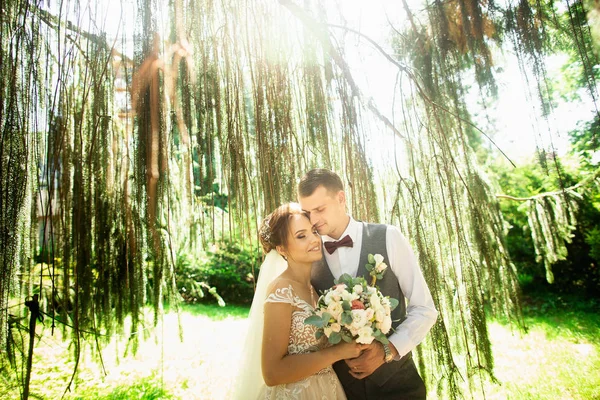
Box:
569;114;600;169
585;226;600;262
494;156;600;296
200;242;262;305
174;250;224;306
172;241;262;306
196;182;229;211
73;376;175;400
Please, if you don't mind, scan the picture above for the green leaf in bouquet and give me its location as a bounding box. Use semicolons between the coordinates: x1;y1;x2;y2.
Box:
342;300;351;311
354;276;368;286
328;331;342;344
341;332;353;342
365;263;373;272
341;311;353;325
376;273;384;280
388;297;399;311
305;314;331;328
335;273;354;287
304;315;324;326
373;329;389;344
315;330;324;339
368;254;375;264
376;335;390;344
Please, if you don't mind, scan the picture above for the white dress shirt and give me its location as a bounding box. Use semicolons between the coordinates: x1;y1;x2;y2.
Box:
322;217;438;357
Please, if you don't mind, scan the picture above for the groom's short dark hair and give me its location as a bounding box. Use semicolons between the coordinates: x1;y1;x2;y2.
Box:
298;169;344;197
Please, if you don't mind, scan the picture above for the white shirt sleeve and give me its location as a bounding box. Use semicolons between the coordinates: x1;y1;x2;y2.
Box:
385;225;438;357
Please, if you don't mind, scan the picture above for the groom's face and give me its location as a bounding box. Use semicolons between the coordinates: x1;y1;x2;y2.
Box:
298;185;347;239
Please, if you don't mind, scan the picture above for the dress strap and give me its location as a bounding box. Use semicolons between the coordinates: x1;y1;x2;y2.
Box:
265;285;297;306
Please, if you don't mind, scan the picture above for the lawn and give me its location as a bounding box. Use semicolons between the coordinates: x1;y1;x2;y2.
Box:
1;295;599;399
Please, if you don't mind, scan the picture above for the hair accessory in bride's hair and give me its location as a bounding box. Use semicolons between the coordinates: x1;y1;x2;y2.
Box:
259;218;272;246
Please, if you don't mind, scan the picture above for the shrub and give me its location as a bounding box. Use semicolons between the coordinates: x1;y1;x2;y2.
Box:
174;250;224;306
201;242;262;305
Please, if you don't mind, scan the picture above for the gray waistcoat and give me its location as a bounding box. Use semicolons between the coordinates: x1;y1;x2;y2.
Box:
311;222;416;398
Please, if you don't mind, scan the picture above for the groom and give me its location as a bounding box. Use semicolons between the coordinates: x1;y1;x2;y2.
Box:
298;169;438;400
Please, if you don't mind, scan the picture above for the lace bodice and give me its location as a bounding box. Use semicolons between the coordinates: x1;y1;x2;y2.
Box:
264;285;324;355
260;285;345;400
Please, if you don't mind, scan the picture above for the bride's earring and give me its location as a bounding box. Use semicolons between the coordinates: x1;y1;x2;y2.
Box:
276;245;288;261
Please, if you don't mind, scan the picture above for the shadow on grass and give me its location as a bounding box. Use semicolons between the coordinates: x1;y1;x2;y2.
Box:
520;292;600;342
495;287;600;343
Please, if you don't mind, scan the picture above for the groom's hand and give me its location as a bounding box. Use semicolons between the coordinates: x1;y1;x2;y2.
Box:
345;342;386;379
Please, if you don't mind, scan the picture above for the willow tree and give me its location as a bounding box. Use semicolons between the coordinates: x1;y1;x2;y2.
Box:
1;0;598;399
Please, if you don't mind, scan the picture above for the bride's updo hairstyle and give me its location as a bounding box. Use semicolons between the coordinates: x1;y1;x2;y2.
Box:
259;203;309;254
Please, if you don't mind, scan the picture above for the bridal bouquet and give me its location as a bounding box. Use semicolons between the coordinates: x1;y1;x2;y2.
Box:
305;257;399;345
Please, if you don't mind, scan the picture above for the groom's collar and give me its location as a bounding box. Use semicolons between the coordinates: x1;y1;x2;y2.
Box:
322;216;359;243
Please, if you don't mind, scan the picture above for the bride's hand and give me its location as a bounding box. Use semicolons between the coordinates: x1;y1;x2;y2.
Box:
335;341;366;360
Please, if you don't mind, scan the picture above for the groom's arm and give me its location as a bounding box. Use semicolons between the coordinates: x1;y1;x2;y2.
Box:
385;225;438;359
346;226;437;379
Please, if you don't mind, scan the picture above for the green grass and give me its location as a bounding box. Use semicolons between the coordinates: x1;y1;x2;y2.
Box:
1;295;598;399
480;292;600;400
72;376;175;400
167;302;250;320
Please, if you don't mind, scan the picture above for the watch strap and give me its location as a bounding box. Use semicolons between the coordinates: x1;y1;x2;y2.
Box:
382;343;394;363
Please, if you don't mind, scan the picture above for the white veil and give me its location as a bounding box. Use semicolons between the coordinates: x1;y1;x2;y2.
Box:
231;249;287;400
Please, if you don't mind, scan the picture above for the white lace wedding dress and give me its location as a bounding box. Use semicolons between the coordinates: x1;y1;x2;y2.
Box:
258;285;347;400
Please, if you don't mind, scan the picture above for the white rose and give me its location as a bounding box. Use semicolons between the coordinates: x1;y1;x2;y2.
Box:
324;326;333;337
376;262;387;273
356;326;375;344
342;291;359;302
365;308;375;321
384;304;391;315
374;254;385;266
379;316;392;334
327;301;344;321
375;309;385;323
324;291;334;305
370;293;382;308
353;284;363;294
350;309;368;330
330;323;341;333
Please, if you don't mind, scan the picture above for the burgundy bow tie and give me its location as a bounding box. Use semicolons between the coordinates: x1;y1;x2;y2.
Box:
324;235;354;255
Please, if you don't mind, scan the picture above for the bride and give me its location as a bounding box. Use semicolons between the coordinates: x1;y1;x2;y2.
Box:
232;203;364;399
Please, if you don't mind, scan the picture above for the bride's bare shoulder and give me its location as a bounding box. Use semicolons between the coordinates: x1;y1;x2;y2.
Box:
266;276;296;294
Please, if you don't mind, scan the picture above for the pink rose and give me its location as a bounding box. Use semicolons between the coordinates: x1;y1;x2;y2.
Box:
351;300;366;310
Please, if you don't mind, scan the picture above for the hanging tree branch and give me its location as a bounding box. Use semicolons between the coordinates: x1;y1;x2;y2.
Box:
496;166;600;283
279;0;515;167
496;166;600;201
328;21;516;168
32;4;133;65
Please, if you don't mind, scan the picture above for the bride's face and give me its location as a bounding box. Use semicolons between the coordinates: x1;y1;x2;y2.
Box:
281;214;322;263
